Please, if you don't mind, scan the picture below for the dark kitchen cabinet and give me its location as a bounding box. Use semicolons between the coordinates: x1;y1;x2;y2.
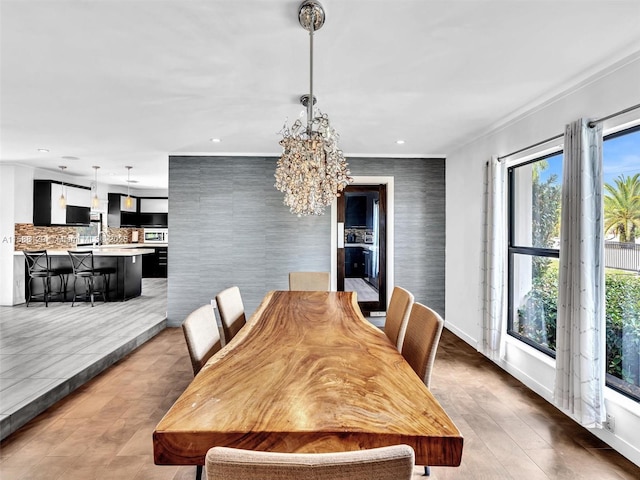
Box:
138;212;168;227
108;193;139;227
33;180;91;226
142;247;168;278
345;247;365;278
345;195;367;227
139;198;168;227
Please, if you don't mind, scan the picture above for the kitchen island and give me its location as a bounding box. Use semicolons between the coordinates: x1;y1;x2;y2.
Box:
16;247;155;303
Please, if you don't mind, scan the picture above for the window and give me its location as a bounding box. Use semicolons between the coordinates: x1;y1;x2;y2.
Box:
507;125;640;402
603;125;640;401
507;152;563;356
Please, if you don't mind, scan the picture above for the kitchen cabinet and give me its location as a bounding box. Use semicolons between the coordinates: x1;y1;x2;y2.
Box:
33;180;91;226
109;195;168;228
345;193;378;229
142;246;168;278
138;213;168;227
108;193;139;227
139;197;168;227
345;195;367;227
345;247;365;278
140;198;168;213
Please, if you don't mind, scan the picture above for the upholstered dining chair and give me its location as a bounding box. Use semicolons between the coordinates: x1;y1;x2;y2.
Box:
400;301;445;477
205;444;415;480
182;305;222;480
288;271;330;291
182;304;222;376
384;286;414;351
215;286;246;345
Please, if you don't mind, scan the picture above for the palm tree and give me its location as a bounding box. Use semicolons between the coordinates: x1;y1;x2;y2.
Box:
604;173;640;243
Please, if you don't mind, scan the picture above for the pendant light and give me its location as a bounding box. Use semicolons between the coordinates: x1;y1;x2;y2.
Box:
91;166;100;210
58;166;67;208
274;0;352;216
125;166;133;209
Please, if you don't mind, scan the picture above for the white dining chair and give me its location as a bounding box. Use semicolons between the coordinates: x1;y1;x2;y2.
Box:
205;444;415;480
215;286;246;345
182;304;222;376
289;271;330;291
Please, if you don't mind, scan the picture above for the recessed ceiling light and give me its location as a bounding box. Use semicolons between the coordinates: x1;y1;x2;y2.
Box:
61;155;79;161
210;138;221;143
395;140;405;145
37;148;49;153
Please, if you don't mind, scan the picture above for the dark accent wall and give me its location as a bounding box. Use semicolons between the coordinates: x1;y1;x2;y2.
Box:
167;156;445;326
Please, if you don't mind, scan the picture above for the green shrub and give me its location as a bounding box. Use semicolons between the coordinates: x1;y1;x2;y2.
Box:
516;267;640;389
605;274;640;385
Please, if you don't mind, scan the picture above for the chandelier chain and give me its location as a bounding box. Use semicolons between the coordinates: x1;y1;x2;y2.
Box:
274;0;353;216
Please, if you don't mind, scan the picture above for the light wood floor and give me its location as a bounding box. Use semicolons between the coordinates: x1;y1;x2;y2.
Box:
1;328;638;479
344;277;379;302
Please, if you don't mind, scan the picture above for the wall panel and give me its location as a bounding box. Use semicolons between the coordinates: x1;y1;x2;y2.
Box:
168;156;445;326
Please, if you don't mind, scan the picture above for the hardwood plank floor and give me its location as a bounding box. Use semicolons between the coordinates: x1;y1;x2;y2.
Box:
0;327;638;479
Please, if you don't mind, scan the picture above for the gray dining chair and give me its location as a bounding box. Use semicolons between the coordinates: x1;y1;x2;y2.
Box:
401;301;445;476
215;286;246;345
289;271;330;291
205;444;415;480
384;286;414;351
401;302;445;389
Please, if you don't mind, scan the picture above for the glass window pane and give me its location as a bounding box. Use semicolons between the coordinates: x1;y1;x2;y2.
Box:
510;254;558;352
512;154;563;249
603;126;640;401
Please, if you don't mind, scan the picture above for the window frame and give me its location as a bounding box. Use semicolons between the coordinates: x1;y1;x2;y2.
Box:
507;151;562;358
601;123;640;402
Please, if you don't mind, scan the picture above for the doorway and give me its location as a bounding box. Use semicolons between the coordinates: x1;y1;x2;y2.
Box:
336;184;387;314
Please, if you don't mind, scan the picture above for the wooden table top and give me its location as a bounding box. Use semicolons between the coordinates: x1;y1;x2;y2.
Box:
153;290;463;466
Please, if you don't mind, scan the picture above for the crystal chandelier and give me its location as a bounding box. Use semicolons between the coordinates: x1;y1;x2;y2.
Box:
274;0;352;216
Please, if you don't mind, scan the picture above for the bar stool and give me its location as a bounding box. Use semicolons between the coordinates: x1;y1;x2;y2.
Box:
23;250;62;307
67;251;114;306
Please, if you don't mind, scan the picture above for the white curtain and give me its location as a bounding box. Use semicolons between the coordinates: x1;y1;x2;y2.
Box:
554;118;605;428
482;155;506;361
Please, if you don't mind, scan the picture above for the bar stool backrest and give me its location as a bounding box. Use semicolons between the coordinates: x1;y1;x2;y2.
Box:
23;250;50;274
68;251;95;275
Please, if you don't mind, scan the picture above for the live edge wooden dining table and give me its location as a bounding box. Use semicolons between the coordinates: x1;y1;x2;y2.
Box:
153;290;463;467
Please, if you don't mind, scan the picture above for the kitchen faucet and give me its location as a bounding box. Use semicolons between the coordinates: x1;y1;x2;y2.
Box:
93;231;108;248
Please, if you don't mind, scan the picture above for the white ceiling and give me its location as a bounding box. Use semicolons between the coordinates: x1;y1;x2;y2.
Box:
2;0;640;190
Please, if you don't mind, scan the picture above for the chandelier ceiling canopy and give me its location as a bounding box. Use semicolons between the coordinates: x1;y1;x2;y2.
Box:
274;0;353;216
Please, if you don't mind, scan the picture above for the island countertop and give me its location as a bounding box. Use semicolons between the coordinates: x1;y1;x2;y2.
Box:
16;247;155;302
14;248;155;256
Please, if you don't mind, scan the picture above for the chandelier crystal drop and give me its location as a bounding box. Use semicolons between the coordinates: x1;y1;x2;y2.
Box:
274;0;352;216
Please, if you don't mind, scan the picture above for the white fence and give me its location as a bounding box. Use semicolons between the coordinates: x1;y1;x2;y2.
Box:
605;242;640;272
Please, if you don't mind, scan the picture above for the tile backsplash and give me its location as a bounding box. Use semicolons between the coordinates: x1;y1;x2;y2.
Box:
13;223;142;250
345;227;373;243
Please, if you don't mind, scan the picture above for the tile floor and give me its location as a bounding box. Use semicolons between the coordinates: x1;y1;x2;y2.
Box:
0;279;167;440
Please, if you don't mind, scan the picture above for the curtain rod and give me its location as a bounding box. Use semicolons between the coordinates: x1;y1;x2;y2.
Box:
497;102;640;161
